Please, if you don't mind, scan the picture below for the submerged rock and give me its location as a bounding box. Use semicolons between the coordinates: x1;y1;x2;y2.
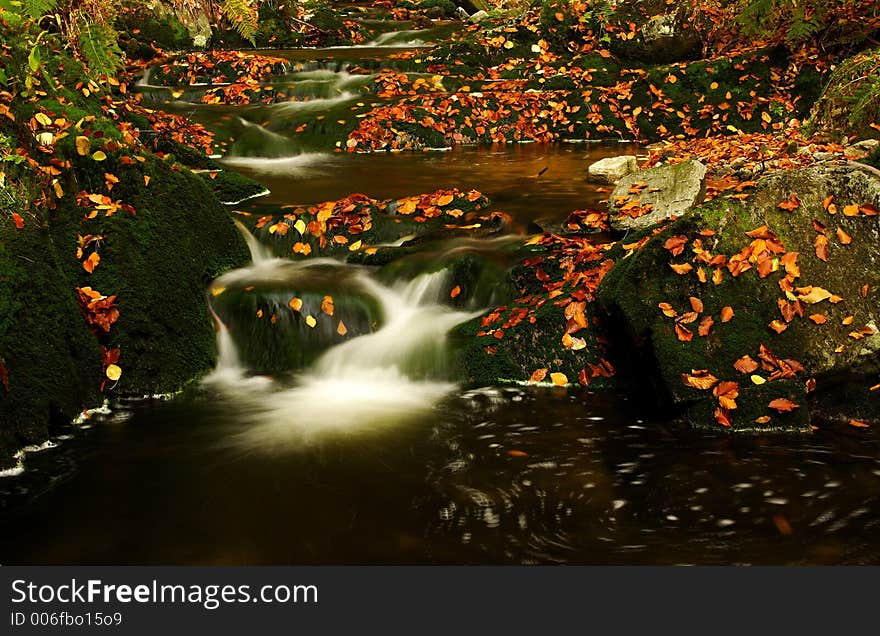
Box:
609;160;707;231
597;162;880;432
588;155;639;185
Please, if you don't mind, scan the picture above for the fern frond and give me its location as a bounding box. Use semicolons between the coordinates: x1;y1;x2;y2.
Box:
77;20;122;80
221;0;259;46
20;0;58;19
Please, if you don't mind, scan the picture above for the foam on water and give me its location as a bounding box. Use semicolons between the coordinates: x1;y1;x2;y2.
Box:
220;152;335;177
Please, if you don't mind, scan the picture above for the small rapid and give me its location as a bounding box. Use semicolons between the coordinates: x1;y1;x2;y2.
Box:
204;224;479;449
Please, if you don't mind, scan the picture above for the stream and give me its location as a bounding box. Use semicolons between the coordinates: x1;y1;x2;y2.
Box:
2;34;880;565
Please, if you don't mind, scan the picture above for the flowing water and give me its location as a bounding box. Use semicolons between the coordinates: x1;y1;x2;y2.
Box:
2;39;880;565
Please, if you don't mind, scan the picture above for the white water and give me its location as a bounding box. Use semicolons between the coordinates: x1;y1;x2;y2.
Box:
221;152;336;177
362;30;426;48
205;226;478;448
233;219;273;263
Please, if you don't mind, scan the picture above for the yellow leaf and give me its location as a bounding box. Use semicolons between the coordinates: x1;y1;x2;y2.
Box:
210;286;226;297
75;135;90;156
550;372;568;386
35;112;52;126
337;320;347;336
106;364;122;381
92;150;107;161
294;219;306;235
750;375;766;385
305;315;317;328
289;297;303;312
348;240;362;251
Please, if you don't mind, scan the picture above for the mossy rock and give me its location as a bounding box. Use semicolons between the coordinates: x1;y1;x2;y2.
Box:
597;163;880;432
210;262;384;375
51;152;250;395
807;49;880;141
0;201;103;467
199;170;267;204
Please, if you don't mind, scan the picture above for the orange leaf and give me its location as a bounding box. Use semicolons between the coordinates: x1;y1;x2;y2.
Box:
777;194;801;211
733;355;759;374
681;370;718;390
721;306;734;323
675;324;693;342
849;419;869;428
768;398;799;412
550;372;568;386
689;297;703;313
529;368;548;383
11;213;24;229
450;285;461;299
836;227;852;245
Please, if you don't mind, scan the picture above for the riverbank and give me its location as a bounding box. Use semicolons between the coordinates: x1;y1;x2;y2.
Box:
1;1;880;469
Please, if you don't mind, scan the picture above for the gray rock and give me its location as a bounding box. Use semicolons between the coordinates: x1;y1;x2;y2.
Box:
455;6;470;20
469;10;489;23
609;160;707;231
846;138;879;159
587;155;639;185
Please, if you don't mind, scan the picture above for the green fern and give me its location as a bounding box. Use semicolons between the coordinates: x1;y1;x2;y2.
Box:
19;0;57;19
77;20;122;80
221;0;259;46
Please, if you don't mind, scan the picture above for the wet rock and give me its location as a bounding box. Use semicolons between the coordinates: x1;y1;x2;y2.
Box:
587;155;638;185
609;160;707;231
846;139;880;160
597;162;880;432
469;10;489;23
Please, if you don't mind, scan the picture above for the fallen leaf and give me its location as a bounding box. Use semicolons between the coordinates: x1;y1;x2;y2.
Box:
721;306;734;323
105;364;122;381
768;397;799;412
450;285;461;299
550;372;568;386
529;368;548;383
734;355;759;374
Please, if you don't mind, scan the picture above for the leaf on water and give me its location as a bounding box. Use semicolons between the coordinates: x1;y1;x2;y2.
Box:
337;320;347;336
450;285;461;299
305;315;317;328
105;364;122;381
288;297;302;312
321;295;334;316
849;419;869;428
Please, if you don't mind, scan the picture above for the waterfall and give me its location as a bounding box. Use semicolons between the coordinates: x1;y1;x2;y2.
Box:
233;219;273;263
204;256;479;449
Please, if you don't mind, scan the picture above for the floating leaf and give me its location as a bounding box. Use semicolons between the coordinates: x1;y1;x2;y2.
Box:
337;320;347;336
288;297;302;312
105;364;122;381
450;285;461;299
305;315;317;328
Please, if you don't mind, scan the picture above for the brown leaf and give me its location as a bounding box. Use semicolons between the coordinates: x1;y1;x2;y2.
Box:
689;297;703;313
681;370;719;390
721;306;734;323
529;368;548;383
768;398;800;412
734;355;759;374
836;227;852;245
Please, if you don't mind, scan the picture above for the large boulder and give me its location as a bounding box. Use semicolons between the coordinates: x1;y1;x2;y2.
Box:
609;160;707;231
588;155;638;185
597;162;880;432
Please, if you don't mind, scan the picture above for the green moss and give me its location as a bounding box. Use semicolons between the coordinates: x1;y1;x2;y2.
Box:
0;197;103;467
200;170;267;204
50;152;250;395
